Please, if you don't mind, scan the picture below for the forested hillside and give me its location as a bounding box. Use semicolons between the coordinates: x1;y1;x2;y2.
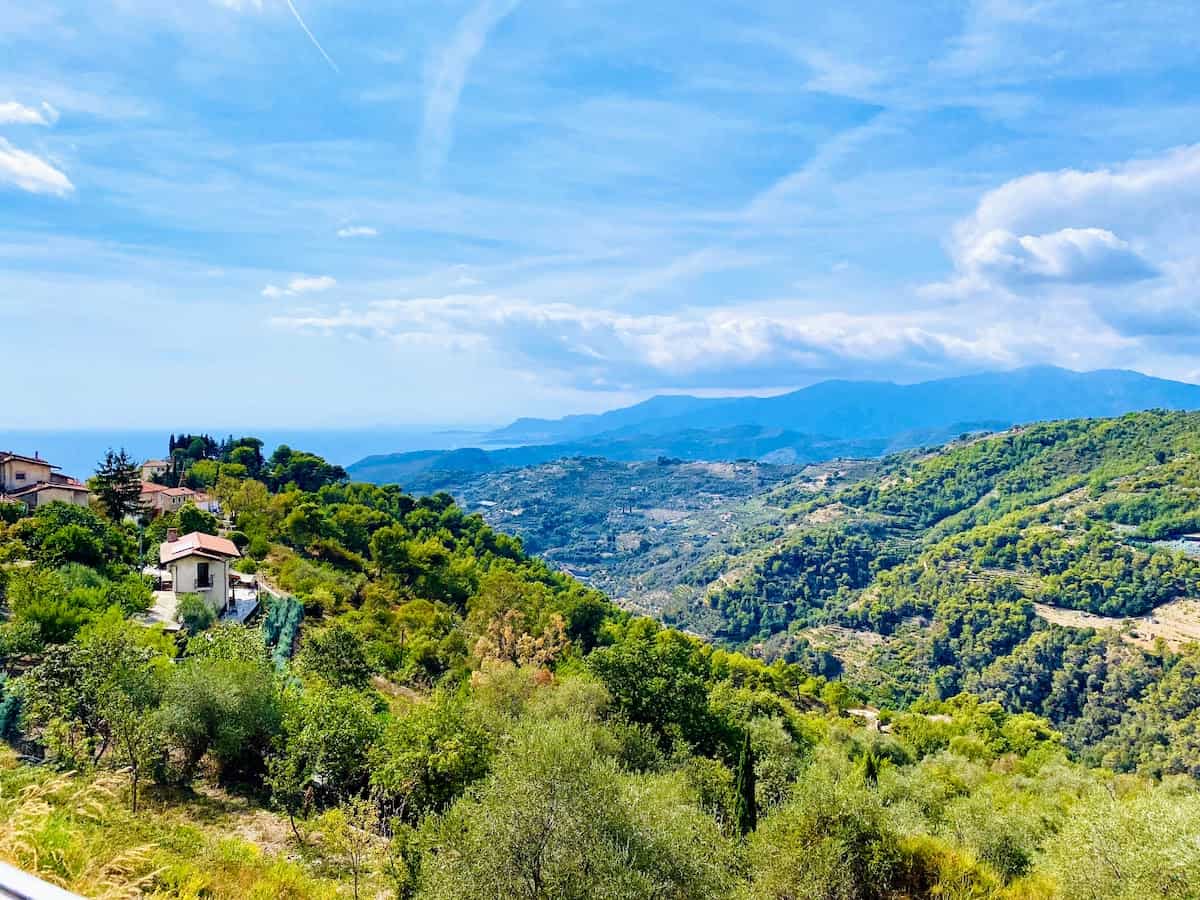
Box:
653;411;1200;774
0;430;1197;897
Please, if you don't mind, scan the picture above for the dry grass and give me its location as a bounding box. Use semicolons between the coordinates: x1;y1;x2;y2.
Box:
1034;598;1200;650
0;750;372;899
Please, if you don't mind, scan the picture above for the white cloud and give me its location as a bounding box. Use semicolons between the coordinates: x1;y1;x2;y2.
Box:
931;144;1200;309
271;295;1015;389
957;144;1200;248
959;227;1157;287
262;274;337;298
928;145;1200;342
420;0;521;178
337;225;379;238
0;101;58;126
0;138;73;196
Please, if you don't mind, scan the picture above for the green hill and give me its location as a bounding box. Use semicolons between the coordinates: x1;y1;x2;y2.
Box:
2;428;1200;897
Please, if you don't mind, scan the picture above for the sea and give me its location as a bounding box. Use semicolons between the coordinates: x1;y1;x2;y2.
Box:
0;426;494;482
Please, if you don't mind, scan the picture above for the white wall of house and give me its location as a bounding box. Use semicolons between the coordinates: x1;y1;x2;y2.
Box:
23;486;91;508
0;459;54;493
167;555;232;612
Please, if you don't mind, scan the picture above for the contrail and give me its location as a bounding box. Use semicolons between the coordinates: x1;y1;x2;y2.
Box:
284;0;340;73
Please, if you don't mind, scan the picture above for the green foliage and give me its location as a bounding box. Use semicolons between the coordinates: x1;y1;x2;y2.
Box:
740;753;904;900
1041;783;1200;899
20;615;170;777
370;690;494;821
4;564;150;645
10;502;135;573
588;620;737;757
707;527;889;642
294;622;372;689
734;729;757;834
175;593;215;635
274;684;382;805
420;717;738;900
4;426;1200;899
92;448;144;521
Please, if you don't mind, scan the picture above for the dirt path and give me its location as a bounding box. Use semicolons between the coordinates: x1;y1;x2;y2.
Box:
1034;599;1200;650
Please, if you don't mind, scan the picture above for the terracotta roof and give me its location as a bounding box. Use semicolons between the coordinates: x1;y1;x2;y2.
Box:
142;459;169;467
0;452;60;469
140;482;170;494
164;487;196;498
9;481;90;497
160;531;240;564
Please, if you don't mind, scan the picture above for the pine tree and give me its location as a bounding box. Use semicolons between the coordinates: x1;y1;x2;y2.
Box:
734;730;757;835
94;448;143;521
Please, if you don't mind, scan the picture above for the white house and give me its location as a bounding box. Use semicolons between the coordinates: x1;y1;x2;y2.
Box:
159;529;241;613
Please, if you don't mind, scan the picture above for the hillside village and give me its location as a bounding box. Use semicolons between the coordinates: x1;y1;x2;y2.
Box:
2;445;251;636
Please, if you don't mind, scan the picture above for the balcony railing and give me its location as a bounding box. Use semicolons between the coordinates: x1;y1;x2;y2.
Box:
0;860;84;899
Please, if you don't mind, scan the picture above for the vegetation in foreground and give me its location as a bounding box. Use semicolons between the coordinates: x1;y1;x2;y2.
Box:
0;430;1197;897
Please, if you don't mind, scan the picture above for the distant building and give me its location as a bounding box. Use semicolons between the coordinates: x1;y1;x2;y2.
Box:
1182;533;1200;544
0;451;91;509
140;483;220;517
159;529;240;613
7;481;92;509
141;458;170;481
0;451;56;493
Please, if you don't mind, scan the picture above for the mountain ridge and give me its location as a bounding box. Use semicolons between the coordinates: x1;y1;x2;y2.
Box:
485;366;1200;444
349;367;1200;490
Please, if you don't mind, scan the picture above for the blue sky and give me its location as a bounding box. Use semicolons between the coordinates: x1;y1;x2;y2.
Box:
3;0;1200;428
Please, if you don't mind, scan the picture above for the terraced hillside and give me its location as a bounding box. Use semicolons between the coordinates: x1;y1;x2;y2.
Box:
454;411;1200;773
451;456;881;614
658;411;1200;771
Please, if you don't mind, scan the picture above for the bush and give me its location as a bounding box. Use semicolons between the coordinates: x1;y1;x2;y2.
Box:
741;753;904;900
176;593;215;635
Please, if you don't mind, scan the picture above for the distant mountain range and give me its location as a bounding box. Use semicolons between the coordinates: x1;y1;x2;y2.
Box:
347;367;1200;490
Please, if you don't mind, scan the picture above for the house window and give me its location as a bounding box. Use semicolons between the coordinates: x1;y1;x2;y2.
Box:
14;472;25;482
196;562;211;589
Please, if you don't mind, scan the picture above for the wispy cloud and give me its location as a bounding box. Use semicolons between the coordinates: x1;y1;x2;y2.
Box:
744;112;905;219
216;0;338;72
420;0;521;178
0;101;58;126
337;225;378;238
0;138;73;196
262;274;337;298
283;0;340;73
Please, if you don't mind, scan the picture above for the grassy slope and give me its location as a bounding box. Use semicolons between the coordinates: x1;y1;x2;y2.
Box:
0;748;365;899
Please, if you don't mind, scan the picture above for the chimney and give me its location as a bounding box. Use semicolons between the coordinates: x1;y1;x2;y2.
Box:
167;528;179;543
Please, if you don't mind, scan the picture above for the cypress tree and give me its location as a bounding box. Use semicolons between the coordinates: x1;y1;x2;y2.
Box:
734;730;757;835
861;748;881;787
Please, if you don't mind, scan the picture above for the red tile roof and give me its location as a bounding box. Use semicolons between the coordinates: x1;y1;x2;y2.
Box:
160;531;241;565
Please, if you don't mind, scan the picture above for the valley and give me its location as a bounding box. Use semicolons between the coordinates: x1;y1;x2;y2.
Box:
4;401;1200;898
417;410;1200;770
